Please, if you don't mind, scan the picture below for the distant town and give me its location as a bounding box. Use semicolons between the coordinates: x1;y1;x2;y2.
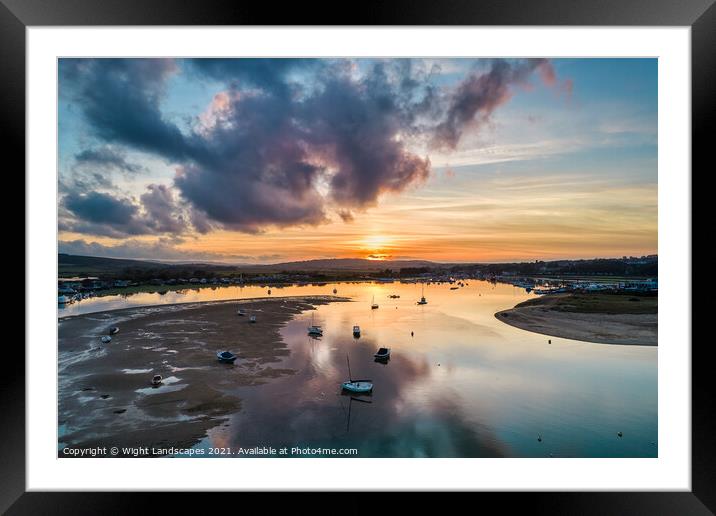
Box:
58;253;658;303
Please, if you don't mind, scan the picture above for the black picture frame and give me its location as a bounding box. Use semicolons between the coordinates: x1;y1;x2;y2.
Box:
4;0;709;512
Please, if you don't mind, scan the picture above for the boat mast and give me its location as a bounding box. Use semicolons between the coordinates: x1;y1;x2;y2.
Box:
346;355;353;382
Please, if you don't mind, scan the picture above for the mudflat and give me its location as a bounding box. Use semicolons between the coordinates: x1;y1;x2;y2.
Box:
58;296;346;456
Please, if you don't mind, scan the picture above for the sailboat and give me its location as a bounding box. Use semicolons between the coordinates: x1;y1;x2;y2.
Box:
371;295;379;310
307;312;323;336
417;284;428;305
341;355;373;394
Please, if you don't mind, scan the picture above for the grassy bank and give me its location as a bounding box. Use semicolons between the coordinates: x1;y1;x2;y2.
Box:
514;292;657;315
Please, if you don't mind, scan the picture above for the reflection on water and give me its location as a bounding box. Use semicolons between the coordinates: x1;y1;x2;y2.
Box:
61;280;657;457
181;281;654;458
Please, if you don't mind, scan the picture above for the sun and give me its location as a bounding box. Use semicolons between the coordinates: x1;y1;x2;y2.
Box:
362;235;391;250
360;235;393;260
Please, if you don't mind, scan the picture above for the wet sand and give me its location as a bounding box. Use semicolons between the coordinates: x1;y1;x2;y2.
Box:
495;295;657;346
58;296;347;456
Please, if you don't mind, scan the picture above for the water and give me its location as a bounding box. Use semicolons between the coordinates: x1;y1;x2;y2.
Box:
60;280;657;457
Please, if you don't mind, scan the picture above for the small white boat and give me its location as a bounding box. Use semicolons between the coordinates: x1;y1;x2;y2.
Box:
371;295;379;310
108;326;119;335
341;380;374;393
249;315;257;323
341;355;373;393
237;309;246;316
58;295;72;305
352;325;361;338
151;374;162;386
100;336;112;344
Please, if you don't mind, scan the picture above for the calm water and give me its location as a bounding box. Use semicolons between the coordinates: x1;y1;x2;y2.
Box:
60;281;658;457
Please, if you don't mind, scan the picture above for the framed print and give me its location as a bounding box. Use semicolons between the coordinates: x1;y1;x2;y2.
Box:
5;0;710;512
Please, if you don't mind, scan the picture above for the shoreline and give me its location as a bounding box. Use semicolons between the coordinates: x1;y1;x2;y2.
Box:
495;293;657;346
58;296;347;456
58;294;350;319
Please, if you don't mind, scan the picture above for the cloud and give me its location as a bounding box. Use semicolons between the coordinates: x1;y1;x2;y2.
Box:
139;184;186;233
60;58;560;235
58;238;257;263
60;58;193;161
61;184;188;237
432;59;556;149
74;147;144;174
337;209;354;223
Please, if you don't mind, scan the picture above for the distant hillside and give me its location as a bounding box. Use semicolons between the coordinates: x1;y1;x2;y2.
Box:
250;258;439;272
58;254;233;277
58;254;441;277
59;253;657;279
59;253;164;270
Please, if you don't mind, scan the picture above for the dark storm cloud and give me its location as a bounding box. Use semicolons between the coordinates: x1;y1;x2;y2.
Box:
139;184;186;234
60;58;194;161
298;65;431;207
433;59;556;149
61;58;559;236
62;186;187;238
74;147;144;173
186;58;320;97
64;191;138;227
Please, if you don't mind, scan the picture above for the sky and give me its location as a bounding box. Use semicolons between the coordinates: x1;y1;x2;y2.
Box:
58;58;657;264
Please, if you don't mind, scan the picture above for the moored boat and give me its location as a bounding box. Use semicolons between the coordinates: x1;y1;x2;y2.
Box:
100;335;112;344
352;325;361;338
307;313;323;336
417;284;428;305
249;315;257;323
151;374;163;386
341;380;374;393
374;347;391;360
108;326;119;335
217;350;238;363
341;355;373;393
237;309;246;316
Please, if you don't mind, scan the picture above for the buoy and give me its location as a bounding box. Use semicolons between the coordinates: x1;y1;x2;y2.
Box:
537;435;542;442
617;432;623;438
548;339;551;344
411;331;414;337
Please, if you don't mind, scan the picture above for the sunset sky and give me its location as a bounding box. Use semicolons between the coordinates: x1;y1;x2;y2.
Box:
58;58;657;264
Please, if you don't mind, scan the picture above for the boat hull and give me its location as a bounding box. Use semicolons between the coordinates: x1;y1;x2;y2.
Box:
341;381;373;393
217;352;237;363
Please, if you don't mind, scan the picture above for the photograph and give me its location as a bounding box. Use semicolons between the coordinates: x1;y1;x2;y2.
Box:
56;56;658;459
